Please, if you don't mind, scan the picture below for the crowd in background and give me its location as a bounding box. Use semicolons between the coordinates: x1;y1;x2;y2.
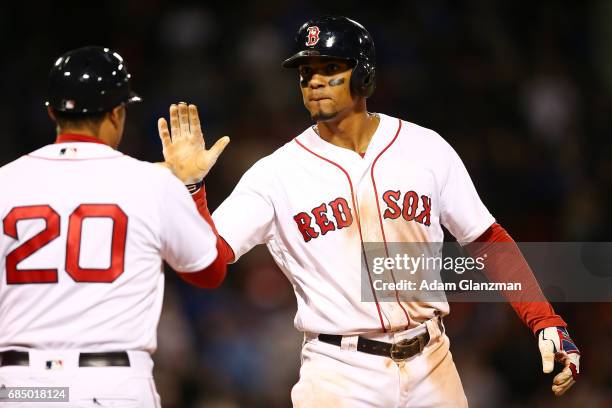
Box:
1;1;611;406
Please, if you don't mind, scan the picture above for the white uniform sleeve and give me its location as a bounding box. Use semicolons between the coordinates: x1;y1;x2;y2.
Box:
212;162;275;262
439;142;495;243
160;174;218;272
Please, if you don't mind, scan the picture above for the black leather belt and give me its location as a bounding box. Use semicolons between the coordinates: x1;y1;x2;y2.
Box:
318;331;430;361
0;350;130;367
0;350;29;366
318;316;445;362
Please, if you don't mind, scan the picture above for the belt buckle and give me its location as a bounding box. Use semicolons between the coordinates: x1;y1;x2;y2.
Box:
390;335;422;362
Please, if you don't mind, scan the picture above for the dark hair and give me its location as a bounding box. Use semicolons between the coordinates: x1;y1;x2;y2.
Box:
53;110;108;133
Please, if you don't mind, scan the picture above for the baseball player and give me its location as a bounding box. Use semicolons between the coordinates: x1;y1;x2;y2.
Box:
158;16;581;407
0;47;226;407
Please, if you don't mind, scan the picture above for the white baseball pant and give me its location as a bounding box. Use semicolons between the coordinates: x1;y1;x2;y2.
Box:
0;350;160;408
291;318;468;407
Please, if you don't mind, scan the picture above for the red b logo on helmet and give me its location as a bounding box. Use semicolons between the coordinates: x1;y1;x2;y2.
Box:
305;26;320;46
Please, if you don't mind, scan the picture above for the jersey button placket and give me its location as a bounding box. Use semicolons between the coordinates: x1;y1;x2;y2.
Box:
355;165;395;331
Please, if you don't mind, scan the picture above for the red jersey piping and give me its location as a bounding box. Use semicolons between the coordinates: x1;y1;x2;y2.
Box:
370;119;412;329
28;133;122;160
55;134;107;145
294;137;388;333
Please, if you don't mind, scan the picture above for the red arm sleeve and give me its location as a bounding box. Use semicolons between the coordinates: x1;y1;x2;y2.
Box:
465;223;566;334
175;185;235;288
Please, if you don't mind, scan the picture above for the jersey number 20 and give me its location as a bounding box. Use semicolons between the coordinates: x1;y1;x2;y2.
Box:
3;204;128;284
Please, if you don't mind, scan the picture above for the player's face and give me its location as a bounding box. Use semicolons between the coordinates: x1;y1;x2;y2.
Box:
298;59;354;122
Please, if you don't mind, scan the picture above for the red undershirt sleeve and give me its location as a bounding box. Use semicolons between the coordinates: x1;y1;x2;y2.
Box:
465;222;566;334
175;185;235;288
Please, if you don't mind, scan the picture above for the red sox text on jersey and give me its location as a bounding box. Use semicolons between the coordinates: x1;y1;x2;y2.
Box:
293;192;432;242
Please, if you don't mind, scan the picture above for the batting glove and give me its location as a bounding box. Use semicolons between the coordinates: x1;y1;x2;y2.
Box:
538;326;580;396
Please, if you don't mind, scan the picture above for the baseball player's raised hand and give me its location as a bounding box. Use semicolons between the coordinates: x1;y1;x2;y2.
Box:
158;102;230;184
538;326;580;396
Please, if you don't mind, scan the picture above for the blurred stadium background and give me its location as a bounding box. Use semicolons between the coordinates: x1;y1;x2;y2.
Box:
1;1;611;407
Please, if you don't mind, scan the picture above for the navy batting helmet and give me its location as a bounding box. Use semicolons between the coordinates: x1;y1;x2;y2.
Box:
282;16;376;98
46;46;141;114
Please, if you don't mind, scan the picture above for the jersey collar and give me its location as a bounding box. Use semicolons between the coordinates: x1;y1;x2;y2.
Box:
296;113;398;164
55;133;107;145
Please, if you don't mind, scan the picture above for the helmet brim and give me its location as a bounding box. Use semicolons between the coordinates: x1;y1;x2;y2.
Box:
126;91;142;104
281;51;353;68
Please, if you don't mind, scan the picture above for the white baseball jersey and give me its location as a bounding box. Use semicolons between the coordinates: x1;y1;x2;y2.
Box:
0;137;218;352
213;113;494;335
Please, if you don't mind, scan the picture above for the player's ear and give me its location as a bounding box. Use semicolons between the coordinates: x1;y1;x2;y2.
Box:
47;106;57;122
108;105;126;130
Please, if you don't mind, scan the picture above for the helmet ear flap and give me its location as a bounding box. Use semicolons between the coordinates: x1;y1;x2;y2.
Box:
362;69;376;98
350;62;376;98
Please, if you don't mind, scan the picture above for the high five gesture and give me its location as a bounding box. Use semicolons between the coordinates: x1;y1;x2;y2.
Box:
158;102;230;184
